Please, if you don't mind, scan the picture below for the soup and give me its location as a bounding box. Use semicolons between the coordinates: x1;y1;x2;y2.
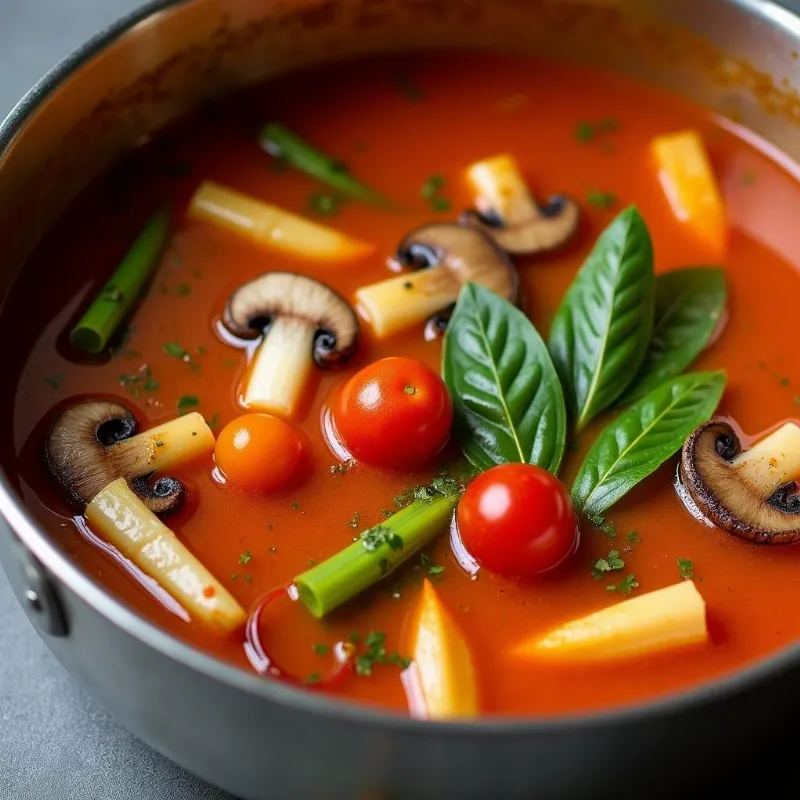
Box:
7;52;800;718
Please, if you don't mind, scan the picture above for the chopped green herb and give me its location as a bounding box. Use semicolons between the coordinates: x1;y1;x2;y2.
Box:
239;550;252;565
349;631;362;645
223;358;235;369
230;572;239;581
607;574;639;595
361;525;404;553
175;283;192;296
305;672;321;685
591;549;625;578
420;552;445;576
574;118;618;144
164;341;187;359
354;631;411;676
677;558;695;580
312;643;330;656
308;192;345;217
626;530;641;543
44;374;65;391
118;367;158;397
329;459;354;475
177;394;200;412
420;174;452;212
586;189;618;209
781;377;791;387
291;501;300;511
206;412;220;430
393;71;423;103
588;513;617;539
431;475;459;498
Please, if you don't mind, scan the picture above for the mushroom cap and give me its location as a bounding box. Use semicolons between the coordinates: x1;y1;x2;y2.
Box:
678;418;800;544
460;194;580;255
222;272;359;367
396;223;518;304
45;400;184;514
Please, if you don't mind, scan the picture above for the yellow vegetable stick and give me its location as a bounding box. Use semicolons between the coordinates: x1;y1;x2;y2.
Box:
465;153;537;226
652;130;727;258
405;579;479;719
515;580;707;662
86;478;246;633
188;181;374;263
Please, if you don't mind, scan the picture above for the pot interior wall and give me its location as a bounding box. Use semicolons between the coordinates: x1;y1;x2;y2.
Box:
2;0;800;295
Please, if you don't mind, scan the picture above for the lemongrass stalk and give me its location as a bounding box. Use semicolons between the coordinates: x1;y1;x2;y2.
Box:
110;412;214;477
86;478;246;632
188;181;374;262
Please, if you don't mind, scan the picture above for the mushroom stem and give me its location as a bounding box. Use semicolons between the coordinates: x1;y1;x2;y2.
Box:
86;478;246;632
731;422;800;494
189;181;374;263
356;267;460;339
466;153;538;227
243;316;316;417
110;412;215;477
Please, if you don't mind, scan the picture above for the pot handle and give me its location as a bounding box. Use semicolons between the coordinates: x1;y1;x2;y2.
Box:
8;540;68;637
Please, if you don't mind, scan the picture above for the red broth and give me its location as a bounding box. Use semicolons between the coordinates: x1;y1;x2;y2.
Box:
6;53;800;716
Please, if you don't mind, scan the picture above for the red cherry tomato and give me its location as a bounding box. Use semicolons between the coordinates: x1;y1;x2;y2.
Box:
333;357;453;468
215;413;304;491
457;464;578;578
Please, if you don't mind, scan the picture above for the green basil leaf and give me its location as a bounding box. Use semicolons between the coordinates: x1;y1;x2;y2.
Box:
443;283;567;473
572;370;726;516
619;267;726;404
549;206;655;431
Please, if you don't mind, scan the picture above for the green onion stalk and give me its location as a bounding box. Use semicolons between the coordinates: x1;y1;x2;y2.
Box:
259;122;394;209
295;493;458;618
70;208;171;354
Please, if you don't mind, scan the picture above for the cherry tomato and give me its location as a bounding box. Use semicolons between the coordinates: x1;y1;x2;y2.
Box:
457;464;578;578
215;413;304;491
333;357;453;468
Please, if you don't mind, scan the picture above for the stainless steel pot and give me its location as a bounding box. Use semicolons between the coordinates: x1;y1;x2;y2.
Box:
2;1;800;797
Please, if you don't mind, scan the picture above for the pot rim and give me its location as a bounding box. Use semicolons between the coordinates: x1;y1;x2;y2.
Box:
3;0;800;737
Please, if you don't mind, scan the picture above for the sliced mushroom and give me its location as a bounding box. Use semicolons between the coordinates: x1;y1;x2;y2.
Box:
223;272;359;417
459;153;579;255
678;418;800;544
355;223;517;339
45;400;215;514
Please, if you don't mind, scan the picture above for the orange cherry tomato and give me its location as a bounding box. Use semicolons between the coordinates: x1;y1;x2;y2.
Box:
333;357;453;468
214;413;304;491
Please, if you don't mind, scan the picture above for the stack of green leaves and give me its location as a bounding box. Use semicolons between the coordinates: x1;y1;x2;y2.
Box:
443;205;728;517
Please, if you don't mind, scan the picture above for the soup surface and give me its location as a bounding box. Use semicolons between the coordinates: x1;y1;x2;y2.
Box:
7;52;800;717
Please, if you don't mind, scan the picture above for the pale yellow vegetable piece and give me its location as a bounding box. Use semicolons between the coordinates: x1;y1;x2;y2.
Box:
112;412;215;476
86;478;246;632
731;422;800;495
188;181;374;262
466;153;537;226
652;130;727;258
516;580;707;662
356;267;460;339
406;579;479;719
355;223;516;339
